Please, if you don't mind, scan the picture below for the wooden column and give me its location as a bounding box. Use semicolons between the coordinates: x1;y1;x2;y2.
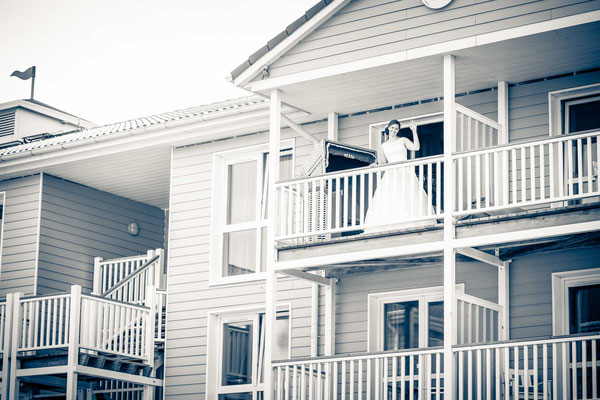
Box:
497;81;509;145
443;54;457;400
310;283;319;357
498;260;510;340
327;112;339;141
265;88;282;400
324;279;336;356
67;285;82;400
8;292;22;400
2;294;14;400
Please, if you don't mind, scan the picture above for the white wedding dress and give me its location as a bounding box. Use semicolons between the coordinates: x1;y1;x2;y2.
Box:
363;138;434;232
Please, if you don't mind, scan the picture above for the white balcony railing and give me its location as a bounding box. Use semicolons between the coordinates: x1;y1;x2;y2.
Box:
273;347;444;400
455;103;502;152
454;333;600;400
454;130;600;216
273;334;600;399
275;156;444;243
457;292;503;345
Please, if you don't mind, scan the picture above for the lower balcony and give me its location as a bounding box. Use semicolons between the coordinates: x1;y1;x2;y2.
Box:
273;333;600;400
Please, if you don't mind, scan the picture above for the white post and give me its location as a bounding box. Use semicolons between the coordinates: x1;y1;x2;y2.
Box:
2;294;14;400
497;81;509;145
143;285;156;400
324;279;336;356
265;88;282;400
67;285;82;400
8;292;22;400
154;248;165;290
310;283;319;357
443;54;457;400
327;112;339;142
92;257;103;295
498;260;510;340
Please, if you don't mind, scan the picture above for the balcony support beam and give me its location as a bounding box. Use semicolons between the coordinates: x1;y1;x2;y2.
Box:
327;112;339;141
281;114;319;146
457;247;505;268
280;268;331;286
443;53;457;400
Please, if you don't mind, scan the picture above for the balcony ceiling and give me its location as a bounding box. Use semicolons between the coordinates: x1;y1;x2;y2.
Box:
258;22;600;117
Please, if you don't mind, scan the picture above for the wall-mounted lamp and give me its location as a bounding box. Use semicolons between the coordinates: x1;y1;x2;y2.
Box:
127;221;140;237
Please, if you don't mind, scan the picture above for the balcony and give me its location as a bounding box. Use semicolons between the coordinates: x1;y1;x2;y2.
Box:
274;102;600;270
272;333;600;400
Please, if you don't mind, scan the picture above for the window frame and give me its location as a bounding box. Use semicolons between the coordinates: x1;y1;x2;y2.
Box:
206;304;292;400
563;94;600;135
548;83;600;136
551;267;600;335
210;140;295;286
367;284;465;352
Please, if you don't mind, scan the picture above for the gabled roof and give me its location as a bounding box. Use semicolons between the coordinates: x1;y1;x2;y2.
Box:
0;95;267;159
230;0;349;86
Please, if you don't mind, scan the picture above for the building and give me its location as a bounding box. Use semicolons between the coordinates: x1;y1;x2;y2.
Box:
1;0;600;399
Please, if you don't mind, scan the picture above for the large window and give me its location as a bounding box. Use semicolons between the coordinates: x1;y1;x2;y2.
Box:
368;285;464;352
211;142;294;284
209;309;290;399
552;268;600;335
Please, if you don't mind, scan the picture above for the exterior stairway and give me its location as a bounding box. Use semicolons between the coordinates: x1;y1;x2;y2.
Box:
0;249;167;400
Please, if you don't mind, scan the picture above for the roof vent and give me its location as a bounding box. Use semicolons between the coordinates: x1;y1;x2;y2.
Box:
0;109;16;137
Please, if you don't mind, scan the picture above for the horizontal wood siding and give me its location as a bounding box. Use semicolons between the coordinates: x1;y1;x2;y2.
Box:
509;246;600;339
333;261;498;354
37;174;165;294
268;0;600;77
0;175;41;296
165;129;321;399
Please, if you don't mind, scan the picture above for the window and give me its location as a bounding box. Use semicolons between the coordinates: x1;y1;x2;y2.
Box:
552;268;600;335
208;308;290;399
211;142;294;284
549;83;600;136
368;285;464;352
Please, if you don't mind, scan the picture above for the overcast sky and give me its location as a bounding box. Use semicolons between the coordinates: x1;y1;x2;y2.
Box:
0;0;316;125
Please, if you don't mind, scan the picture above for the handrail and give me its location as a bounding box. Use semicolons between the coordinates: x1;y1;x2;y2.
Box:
102;254;160;297
452;129;600;157
456;103;502;131
456;292;503;312
452;332;600;350
81;293;150;311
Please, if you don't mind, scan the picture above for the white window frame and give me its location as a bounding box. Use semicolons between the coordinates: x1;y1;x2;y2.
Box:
0;192;5;279
563;94;600;134
368;112;443;163
206;304;292;400
210;140;295;286
548;83;600;136
367;284;464;352
551;267;600;336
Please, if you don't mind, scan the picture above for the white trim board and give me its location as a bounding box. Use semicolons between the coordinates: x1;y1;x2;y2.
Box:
246;10;600;92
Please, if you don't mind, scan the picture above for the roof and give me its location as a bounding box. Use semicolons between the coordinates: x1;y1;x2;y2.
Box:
0;95;267;159
0;99;96;129
230;0;333;80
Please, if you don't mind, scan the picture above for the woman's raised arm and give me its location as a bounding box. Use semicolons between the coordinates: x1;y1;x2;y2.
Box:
403;120;420;151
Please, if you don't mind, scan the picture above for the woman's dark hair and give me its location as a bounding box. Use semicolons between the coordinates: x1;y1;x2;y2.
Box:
383;119;401;136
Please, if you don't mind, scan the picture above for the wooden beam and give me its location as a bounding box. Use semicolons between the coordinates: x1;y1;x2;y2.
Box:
16;366;68;377
74;366;162;386
327;112;338;141
497;81;509;144
500;232;600;260
280;114;319;146
324;279;336;356
457;247;504;268
498;257;510;341
280;268;331;286
310;283;319;357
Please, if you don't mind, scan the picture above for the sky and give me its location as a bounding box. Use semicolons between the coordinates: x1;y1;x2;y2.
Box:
0;0;317;125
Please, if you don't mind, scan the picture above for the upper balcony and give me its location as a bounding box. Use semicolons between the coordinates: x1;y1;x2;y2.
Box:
273;103;600;271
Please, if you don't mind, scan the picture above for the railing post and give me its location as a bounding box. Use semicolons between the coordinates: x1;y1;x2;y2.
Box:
143;285;156;400
154;248;165;290
2;294;14;400
8;292;22;400
498;259;510;340
67;285;81;400
92;257;103;295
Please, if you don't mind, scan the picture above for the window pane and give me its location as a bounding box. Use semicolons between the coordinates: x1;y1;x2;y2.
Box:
223;230;256;277
262;153;294;220
274;313;290;361
260;227;267;273
222;321;253;386
569;284;600;334
428;301;444;347
218;394;253;400
228;161;257;224
384;301;419;350
568;99;600;133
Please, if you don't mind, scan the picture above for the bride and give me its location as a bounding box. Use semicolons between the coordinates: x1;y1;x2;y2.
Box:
363;119;434;232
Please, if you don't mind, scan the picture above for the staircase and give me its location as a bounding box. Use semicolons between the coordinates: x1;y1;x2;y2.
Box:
0;249;167;400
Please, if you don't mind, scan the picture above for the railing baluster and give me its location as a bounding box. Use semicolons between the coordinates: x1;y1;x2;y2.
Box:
351;176;357;226
392;356;397;400
521;147;527;202
308;362;314;400
366;358;371;400
375;357;380;400
533;344;539;400
530;145;536;203
587;136;593;193
523;345;529;400
320;179;326;231
543;343;548;400
343;176;349;228
484;152;491;208
350;359;355;400
427;163;433;215
409;355;415;400
504;347;510;399
540;144;546;200
572;341;577;400
467;349;473;400
568;140;574;196
333;362;338;400
592;339;598;399
577;138;584;195
467;156;473;210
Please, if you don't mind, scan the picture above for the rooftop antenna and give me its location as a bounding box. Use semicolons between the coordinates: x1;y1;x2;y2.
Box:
10;66;36;100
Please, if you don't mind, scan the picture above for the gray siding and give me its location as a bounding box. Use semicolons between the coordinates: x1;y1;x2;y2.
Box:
0;175;42;296
37;174;165;294
509;247;600;339
268;0;600;78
